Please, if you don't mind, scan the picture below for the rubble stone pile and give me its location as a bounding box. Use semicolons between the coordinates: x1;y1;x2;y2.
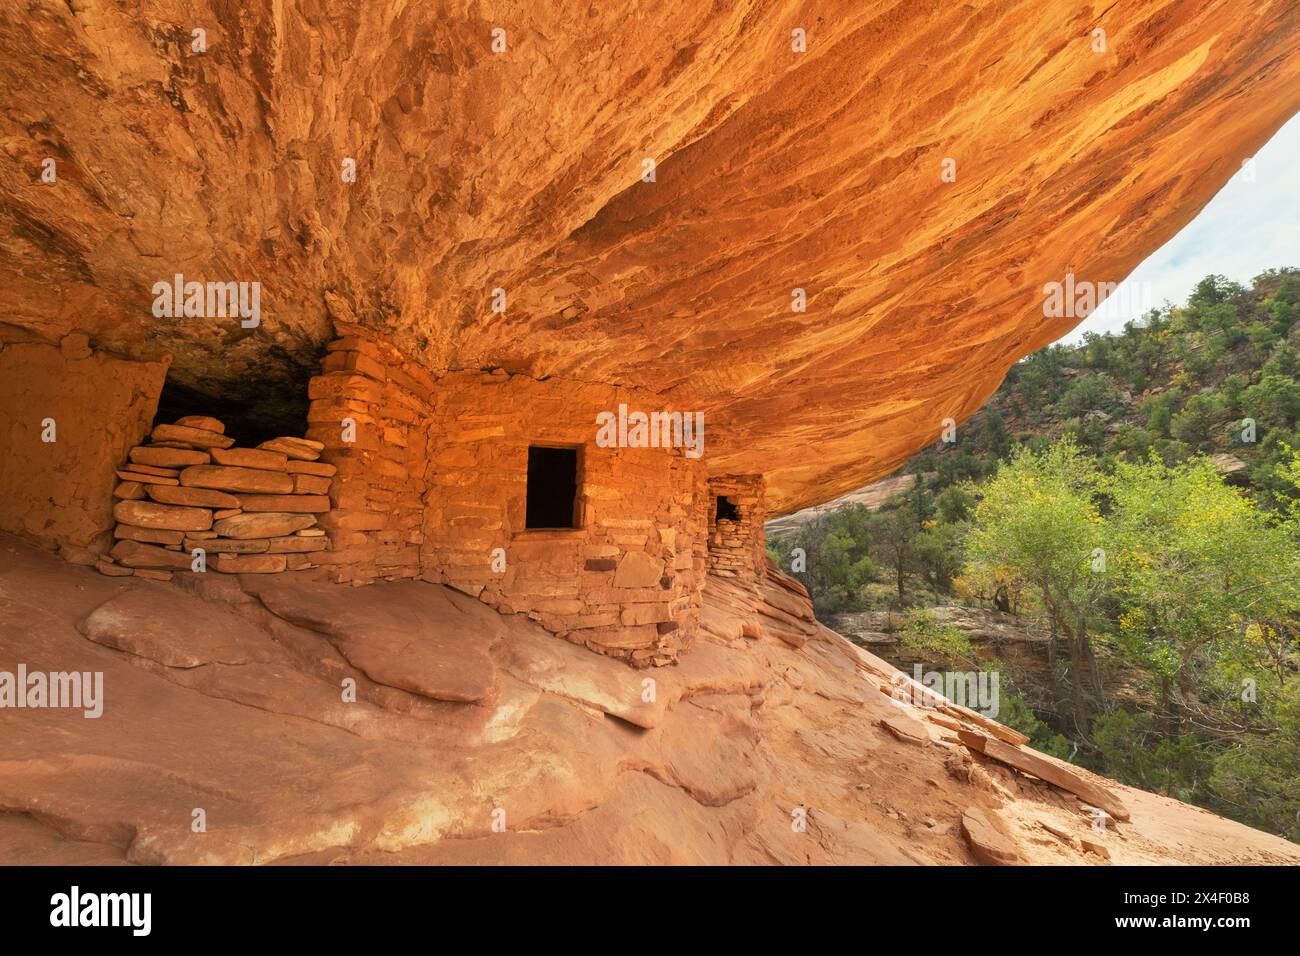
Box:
97;416;334;580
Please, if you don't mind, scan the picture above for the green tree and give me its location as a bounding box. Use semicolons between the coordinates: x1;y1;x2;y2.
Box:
1141;388;1183;437
1210;680;1300;842
979;409;1012;459
1241;373;1300;432
1055;372;1121;419
896;609;975;667
1168;391;1224;448
935;484;975;523
1107;455;1300;734
1091;710;1216;804
871;503;921;604
915;519;965;594
964;440;1108;732
775;504;877;615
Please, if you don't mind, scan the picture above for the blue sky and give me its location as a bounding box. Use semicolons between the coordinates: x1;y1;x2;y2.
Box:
1060;111;1300;343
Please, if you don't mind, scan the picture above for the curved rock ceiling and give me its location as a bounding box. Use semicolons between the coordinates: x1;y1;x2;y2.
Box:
3;1;1299;512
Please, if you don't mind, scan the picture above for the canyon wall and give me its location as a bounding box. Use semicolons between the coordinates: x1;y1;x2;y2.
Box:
5;2;1299;513
4;2;1300;664
0;337;168;560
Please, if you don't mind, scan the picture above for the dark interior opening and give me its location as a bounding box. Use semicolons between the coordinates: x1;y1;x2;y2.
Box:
526;446;579;529
715;496;740;522
151;369;312;448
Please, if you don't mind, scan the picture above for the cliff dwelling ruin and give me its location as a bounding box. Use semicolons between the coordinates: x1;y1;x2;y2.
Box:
1;327;748;664
2;0;1300;873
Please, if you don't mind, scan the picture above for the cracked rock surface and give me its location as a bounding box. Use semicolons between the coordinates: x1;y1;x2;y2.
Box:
2;532;1297;865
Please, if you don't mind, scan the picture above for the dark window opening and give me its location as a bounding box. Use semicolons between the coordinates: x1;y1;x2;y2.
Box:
526;446;579;529
715;496;740;522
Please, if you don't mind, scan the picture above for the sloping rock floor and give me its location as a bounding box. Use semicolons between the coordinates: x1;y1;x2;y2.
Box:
0;533;1295;866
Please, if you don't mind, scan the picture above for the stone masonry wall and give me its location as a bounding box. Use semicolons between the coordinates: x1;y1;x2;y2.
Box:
706;474;767;587
3;323;734;671
305;326;433;585
101;417;334;580
299;329;725;664
420;370;708;665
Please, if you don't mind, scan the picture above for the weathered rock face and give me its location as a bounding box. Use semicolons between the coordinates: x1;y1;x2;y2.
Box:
4;2;1299;512
4;531;1298;865
0;341;168;558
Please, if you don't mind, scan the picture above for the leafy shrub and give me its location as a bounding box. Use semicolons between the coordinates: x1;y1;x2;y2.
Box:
897;609;974;667
1091;710;1217;805
1210;680;1300;842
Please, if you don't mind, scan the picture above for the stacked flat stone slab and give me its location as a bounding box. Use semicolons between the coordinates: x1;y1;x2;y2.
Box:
417;366;709;666
304;325;710;665
305;325;433;585
96;416;335;581
706;475;767;590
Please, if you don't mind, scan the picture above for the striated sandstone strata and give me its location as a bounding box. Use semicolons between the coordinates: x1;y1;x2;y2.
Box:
3;2;1300;510
2;3;1300;866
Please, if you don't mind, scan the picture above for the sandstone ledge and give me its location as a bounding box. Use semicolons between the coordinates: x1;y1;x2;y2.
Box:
1;532;1295;866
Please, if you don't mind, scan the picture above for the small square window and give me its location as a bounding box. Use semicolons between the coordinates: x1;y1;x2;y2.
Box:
715;496;740;522
526;446;579;529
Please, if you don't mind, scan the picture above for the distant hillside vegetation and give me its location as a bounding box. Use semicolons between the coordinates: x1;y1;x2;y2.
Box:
767;270;1300;843
907;268;1300;506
